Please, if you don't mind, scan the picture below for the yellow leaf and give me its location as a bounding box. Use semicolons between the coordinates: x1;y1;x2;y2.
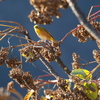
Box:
84;82;98;100
71;69;92;80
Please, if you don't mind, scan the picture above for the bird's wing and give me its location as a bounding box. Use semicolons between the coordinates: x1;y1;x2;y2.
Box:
43;28;54;39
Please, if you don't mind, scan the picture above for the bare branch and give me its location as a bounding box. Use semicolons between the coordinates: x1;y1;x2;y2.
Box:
55;57;71;75
67;0;100;42
39;55;60;78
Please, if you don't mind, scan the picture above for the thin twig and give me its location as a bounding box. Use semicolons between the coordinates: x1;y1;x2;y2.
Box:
93;71;100;79
0;27;14;33
0;28;18;41
89;15;100;22
13;90;23;100
39;55;60;78
0;24;19;28
91;64;100;74
11;42;34;49
60;25;82;42
81;60;97;66
88;5;100;18
67;0;100;42
0;20;32;41
5;33;34;43
0;20;24;31
19;38;24;70
31;63;51;75
87;6;94;20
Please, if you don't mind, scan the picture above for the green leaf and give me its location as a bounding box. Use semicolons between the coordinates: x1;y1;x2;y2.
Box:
71;69;92;80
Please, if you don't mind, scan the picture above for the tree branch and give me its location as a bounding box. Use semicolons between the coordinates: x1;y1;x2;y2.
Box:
67;0;100;42
39;55;60;78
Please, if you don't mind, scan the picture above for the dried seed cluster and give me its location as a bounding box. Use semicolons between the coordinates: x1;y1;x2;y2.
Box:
72;21;100;42
9;68;38;90
72;53;81;69
40;46;61;62
43;87;91;100
28;0;69;24
5;58;22;68
0;47;9;66
58;79;70;92
96;41;100;49
93;50;100;63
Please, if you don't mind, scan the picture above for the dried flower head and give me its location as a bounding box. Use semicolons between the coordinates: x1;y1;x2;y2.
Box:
5;58;22;68
0;47;9;66
72;53;81;69
0;48;9;59
28;0;69;24
9;68;39;90
40;46;61;62
0;59;5;66
72;21;100;42
93;50;100;63
96;41;100;49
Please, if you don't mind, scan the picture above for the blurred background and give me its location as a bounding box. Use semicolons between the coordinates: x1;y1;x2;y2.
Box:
0;0;100;98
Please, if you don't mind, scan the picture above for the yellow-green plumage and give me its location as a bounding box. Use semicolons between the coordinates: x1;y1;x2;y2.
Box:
34;25;55;41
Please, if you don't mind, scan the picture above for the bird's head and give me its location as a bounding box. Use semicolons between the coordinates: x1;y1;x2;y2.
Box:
34;25;40;29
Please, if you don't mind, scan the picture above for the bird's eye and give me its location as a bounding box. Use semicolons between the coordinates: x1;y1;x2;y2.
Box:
35;26;39;28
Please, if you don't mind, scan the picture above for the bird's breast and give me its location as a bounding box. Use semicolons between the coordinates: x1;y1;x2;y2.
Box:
36;29;52;40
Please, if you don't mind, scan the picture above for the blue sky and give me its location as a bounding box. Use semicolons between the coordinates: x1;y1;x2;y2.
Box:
0;0;100;97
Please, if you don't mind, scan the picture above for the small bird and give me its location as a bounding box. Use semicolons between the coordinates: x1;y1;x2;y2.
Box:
21;52;34;59
34;25;55;42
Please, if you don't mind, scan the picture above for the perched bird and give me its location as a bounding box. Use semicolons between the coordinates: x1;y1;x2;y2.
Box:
21;52;34;59
34;25;55;42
